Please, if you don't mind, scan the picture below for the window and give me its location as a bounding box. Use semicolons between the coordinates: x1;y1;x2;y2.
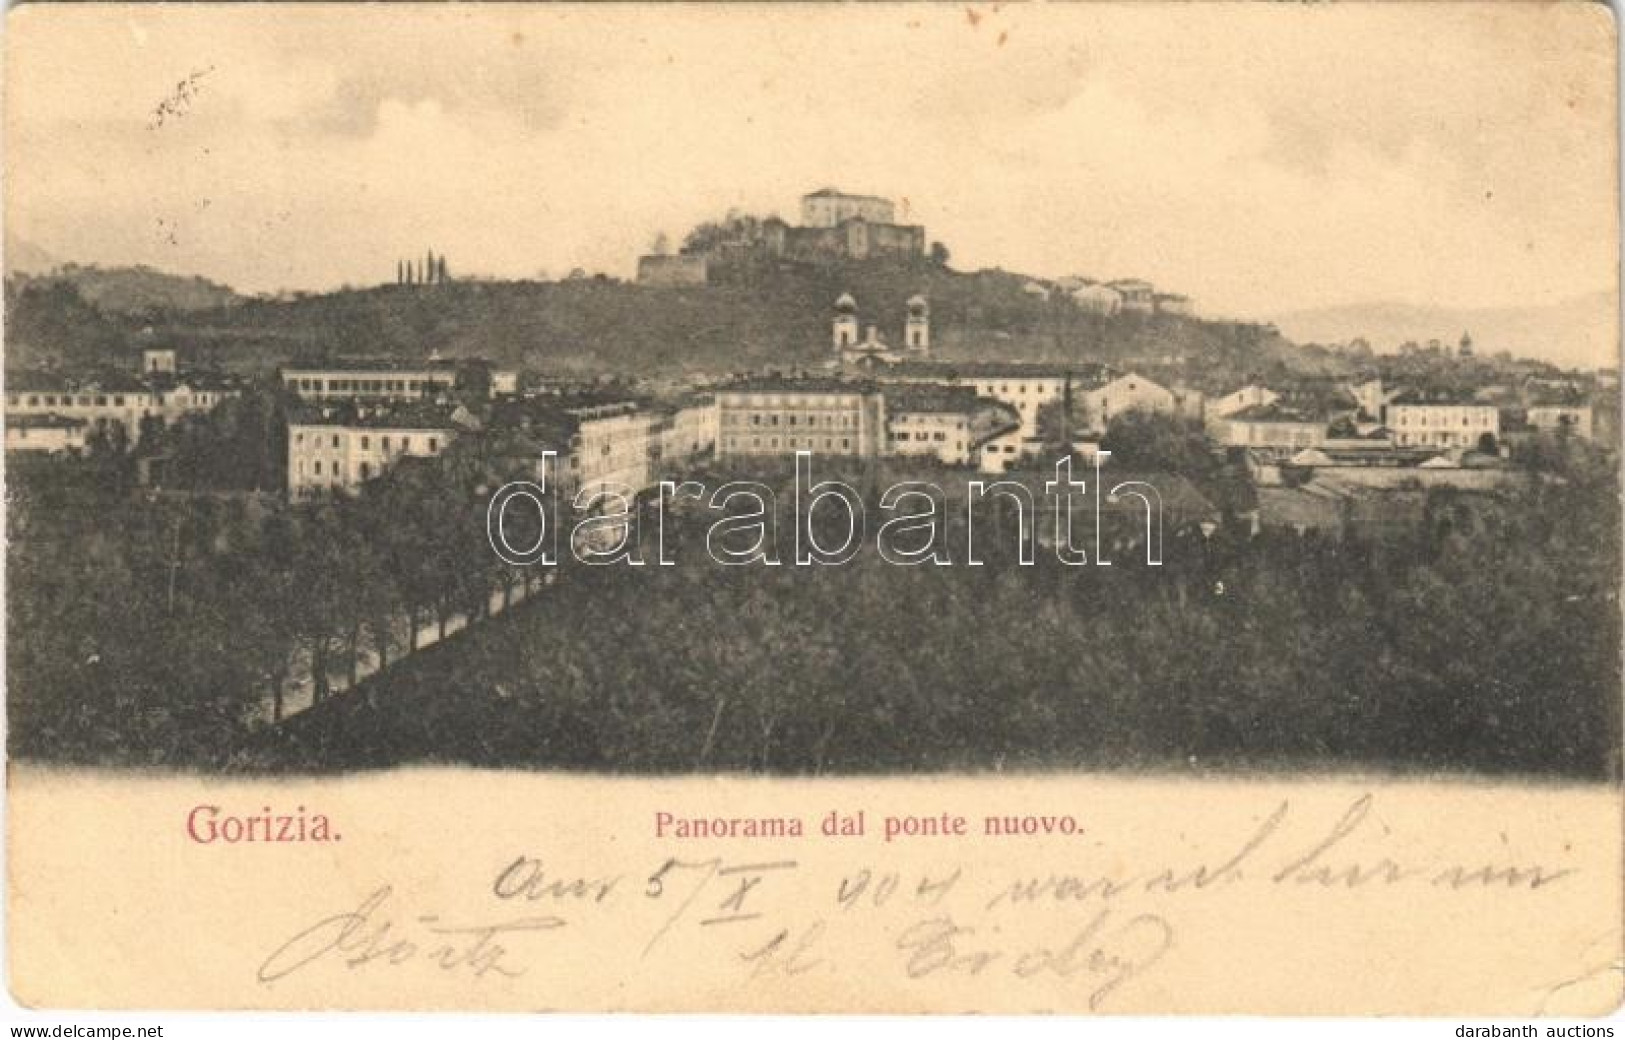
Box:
360;462;371;480
382;436;391;451
332;434;340;448
314;460;323;475
361;436;370;449
428;437;438;452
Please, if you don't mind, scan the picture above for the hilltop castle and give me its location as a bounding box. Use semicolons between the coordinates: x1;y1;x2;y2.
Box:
640;189;927;284
764;189;925;263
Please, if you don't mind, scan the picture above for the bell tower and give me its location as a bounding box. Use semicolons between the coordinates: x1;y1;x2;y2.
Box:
905;294;930;354
833;292;859;351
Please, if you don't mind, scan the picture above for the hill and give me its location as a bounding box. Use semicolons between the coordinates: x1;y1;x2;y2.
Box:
3;234;57;276
63;257;1301;384
1273;291;1616;371
7;263;245;316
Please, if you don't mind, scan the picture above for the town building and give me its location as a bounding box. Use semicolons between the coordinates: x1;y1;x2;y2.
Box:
1387;392;1500;449
5;368;237;446
800;189;898;228
1207;384;1280;427
287;401;464;495
1525;403;1595;441
715;377;889;459
1107;279;1156;313
875;360;1091;443
654;393;719;469
1076;371;1179;432
281;357;519;403
5;413;88;454
884;385;1019;466
141;348;177;375
1218;402;1336;451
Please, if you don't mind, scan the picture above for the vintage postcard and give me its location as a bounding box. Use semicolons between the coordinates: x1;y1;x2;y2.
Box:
3;0;1621;1019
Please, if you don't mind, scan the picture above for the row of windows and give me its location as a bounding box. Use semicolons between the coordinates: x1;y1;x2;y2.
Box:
890;430;949;442
294;460;382;481
1393;411;1494;428
720;395;859;408
723;412;859;429
288;377;449;395
8;393;216;409
972;382;1063;396
722;436;855;452
292;432;440;452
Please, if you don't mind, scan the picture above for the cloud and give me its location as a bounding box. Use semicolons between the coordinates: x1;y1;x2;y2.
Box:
4;2;1615;319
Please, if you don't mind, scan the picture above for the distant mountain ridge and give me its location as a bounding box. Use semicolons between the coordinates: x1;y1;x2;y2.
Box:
7;262;245;315
1273;292;1617;371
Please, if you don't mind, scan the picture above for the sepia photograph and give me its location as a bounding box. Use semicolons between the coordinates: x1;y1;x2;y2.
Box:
2;0;1620;1023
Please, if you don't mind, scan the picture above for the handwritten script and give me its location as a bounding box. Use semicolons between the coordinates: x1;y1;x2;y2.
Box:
255;794;1578;1009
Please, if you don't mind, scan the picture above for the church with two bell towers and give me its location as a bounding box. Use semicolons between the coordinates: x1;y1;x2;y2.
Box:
832;291;931;367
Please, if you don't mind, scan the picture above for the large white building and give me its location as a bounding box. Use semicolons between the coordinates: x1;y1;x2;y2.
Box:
801;188;897;228
1387;393;1500;449
5;413;88;454
716;378;889;460
287;402;462;495
885;386;1020;466
5;368;237;445
877;361;1093;443
1076;371;1181;432
282;357;519;403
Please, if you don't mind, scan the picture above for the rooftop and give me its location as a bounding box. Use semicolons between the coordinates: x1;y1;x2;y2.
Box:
885;385;1008;416
288;400;464;430
6;412;88;430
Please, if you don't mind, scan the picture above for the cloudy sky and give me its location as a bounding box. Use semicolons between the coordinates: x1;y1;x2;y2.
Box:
4;2;1617;321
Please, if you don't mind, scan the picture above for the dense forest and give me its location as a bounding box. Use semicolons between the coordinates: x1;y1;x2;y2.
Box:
9;426;1619;780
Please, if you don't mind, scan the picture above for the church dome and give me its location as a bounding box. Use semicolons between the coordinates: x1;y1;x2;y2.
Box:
906;294;928;315
834;292;858;314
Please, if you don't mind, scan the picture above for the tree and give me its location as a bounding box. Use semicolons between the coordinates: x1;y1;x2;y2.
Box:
1098;410;1218;478
929;241;951;267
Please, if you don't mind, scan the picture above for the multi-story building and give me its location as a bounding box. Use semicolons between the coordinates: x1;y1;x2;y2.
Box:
5;413;88;454
800;188;898;228
1387;392;1500;449
281;357;519;403
286;402;461;495
1217;403;1337;451
715;378;889;459
1207;384;1280;432
4;368;237;445
878;361;1093;442
1525;403;1595;440
1076;371;1179;432
489;392;718;498
884;386;1020;466
653;393;719;469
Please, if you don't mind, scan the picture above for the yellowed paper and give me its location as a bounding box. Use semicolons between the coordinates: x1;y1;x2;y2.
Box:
4;1;1621;1017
